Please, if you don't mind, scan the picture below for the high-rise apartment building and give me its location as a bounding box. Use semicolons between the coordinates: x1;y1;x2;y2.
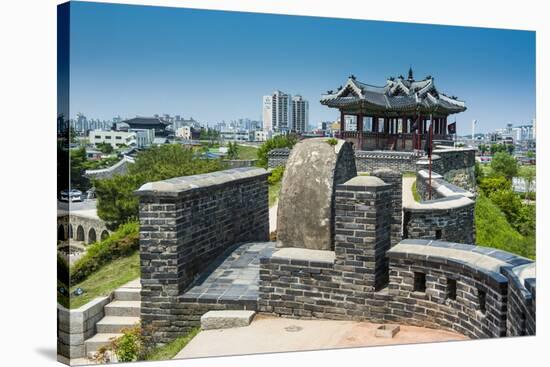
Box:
292;95;309;133
262;90;292;133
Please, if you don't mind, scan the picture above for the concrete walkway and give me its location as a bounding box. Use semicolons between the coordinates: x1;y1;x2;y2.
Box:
269;199;278;232
402;176;416;207
174;315;467;359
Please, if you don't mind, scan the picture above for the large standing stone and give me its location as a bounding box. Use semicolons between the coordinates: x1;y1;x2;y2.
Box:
277;138;356;250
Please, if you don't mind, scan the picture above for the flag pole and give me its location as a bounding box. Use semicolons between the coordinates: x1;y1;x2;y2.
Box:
428;113;433;200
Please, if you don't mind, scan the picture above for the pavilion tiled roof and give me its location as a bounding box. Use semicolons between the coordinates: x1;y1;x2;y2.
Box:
320;71;466;115
122;117;171;126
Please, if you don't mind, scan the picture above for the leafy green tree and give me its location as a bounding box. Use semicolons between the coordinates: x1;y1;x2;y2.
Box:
526;150;535;159
489;144;506;155
506;144;515;154
490;152;518;180
478;176;511;196
95;145;224;228
70;147;90;191
226;142;239;159
521;167;536;202
489;189;524;231
257;134;298;168
96;142;114;154
474;161;485;184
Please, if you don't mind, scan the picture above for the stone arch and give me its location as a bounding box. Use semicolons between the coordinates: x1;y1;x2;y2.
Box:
88;228;97;244
76;225;85;242
68;224;73;239
58;225;66;241
100;230;109;241
277;138;357;250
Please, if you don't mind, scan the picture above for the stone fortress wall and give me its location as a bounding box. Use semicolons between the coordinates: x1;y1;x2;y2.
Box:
136;139;535;345
267;144;476;191
135;167;270;343
404;169;476;244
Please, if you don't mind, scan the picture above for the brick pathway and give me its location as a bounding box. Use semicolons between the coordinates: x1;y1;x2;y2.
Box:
181;242;276;304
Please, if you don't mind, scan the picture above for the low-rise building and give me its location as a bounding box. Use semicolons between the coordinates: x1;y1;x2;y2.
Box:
254;130;269;142
176;126;192;140
130;128;155;149
88;130;136;148
220;129;253;142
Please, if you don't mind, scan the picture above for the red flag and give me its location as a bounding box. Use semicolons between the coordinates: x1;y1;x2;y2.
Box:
448;122;456;134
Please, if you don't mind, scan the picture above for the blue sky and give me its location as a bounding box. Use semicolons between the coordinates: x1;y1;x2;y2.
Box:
67;1;535;134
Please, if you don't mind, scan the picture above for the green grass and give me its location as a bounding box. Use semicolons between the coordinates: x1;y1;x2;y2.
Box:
269;180;281;207
402;171;416;178
145;328;200;361
475;195;535;259
411;181;421;202
70;252;140;309
236;144;259;160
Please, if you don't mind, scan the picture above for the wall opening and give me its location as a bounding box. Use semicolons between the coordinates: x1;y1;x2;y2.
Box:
478;289;486;314
76;225;85;242
58;225;66;241
88;228;97;244
435;229;442;239
413;272;426;293
101;230;109;240
446;278;457;300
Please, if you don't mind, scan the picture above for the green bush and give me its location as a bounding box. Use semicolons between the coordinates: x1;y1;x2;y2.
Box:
256;134;298;168
326;138;338;146
475;195;535;259
478;176;511;196
70;221;139;285
95;145;224;228
268;166;284;185
490;152;518;179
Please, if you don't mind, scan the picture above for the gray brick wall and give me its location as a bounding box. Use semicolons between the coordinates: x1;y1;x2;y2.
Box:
136;167;269;343
372;169;403;247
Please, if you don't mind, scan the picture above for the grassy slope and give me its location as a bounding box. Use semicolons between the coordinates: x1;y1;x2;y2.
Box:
475;195;535;259
236;145;259;160
145;328;200;361
70;252;140;309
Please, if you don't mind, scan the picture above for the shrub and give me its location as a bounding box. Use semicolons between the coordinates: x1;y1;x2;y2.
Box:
256;134;298;168
95;145;224;228
93;325;152;363
478;176;511;196
268;166;284;185
70;221;139;285
489;189;523;230
326;138;338;146
490;152;518;179
475;195;534;259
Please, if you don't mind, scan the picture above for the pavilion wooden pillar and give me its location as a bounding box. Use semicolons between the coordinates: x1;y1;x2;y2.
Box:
340;110;345;136
443;116;448;137
357;113;364;150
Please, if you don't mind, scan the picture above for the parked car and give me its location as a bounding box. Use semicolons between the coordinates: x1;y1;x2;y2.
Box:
60;189;83;202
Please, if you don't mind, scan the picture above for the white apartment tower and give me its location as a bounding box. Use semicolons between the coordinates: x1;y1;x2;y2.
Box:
263;90;292;133
292;95;309;133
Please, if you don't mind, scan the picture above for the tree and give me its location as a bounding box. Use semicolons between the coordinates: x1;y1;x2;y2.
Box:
96;142;114;154
478;176;511;196
521;168;536;203
257;134;298;168
490;152;518;180
95;144;225;228
478;144;488;156
226;142;239;159
70;147;90;191
506;144;515;154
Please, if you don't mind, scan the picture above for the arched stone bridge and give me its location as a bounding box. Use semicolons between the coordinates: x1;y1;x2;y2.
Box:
57;213;110;244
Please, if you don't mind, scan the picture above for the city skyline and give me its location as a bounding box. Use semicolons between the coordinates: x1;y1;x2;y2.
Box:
69;2;535;134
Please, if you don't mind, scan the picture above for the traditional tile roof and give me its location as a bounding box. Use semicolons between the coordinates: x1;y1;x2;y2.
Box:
122;117;171;126
321;71;466;115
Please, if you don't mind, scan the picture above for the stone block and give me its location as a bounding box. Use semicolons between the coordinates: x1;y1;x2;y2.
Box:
200;310;256;330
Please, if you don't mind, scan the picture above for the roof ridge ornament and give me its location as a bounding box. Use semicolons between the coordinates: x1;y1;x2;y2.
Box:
408;66;414;81
349;74;356;80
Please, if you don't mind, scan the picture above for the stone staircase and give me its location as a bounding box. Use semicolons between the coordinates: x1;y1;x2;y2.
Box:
84;279;141;357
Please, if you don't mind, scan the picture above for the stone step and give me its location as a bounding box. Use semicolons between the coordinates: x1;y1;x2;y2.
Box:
201;310;256;330
85;333;122;355
114;288;141;301
96;316;140;334
104;300;141;317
